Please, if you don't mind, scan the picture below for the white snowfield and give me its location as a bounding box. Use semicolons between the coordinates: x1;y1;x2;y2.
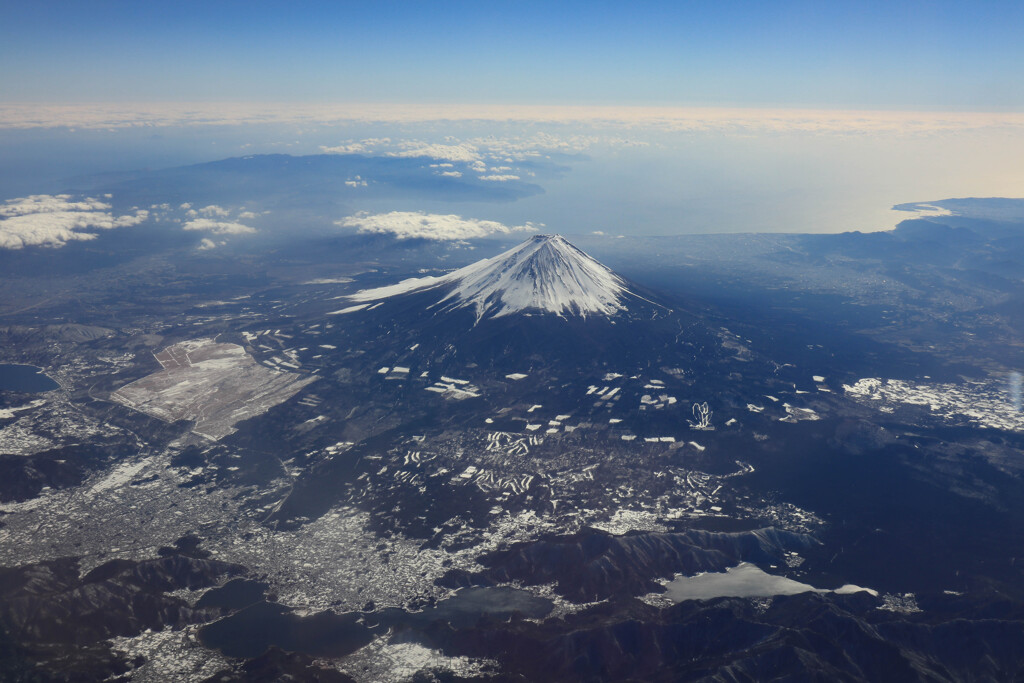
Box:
327;303;370;315
347;234;639;321
0;399;45;420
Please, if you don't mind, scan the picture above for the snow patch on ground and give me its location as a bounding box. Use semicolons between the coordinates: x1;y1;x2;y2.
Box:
327;303;370;315
338;637;495;682
89;458;150;495
845;377;1024;431
0;399;46;419
879;592;923;613
109;626;230;682
590;509;667;535
780;404;821;423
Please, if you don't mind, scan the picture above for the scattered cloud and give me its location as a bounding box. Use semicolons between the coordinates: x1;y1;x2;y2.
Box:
478;174;520;182
338;211;539;241
0;194;148;249
439;170;462;177
0;194;110;217
182;218;257;235
320;143;368;154
172;203;259;246
319;137;392;155
389;143;481;163
465;132;608;159
197;204;231;217
344;176;368;188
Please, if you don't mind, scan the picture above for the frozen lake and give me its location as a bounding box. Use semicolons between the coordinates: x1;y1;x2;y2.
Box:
663;563;876;602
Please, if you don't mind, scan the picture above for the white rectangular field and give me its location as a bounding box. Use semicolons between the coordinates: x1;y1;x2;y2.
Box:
111;338;317;440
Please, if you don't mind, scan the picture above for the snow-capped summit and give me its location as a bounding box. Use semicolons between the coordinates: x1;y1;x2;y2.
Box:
349;234;640;321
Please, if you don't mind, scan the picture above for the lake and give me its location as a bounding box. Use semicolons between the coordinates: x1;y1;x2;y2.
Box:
199;586;554;659
0;364;59;392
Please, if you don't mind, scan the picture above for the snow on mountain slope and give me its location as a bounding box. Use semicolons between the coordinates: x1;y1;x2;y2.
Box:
349;235;635;320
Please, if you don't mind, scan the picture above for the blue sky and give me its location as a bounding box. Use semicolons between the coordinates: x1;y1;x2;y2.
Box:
2;0;1023;109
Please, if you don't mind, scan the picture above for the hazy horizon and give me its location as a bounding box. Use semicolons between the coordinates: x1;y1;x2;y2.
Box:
2;2;1023;239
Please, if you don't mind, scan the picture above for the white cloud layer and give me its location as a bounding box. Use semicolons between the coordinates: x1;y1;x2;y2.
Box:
0;194;148;249
317;135;600;172
182;218;257;235
4;103;1024;136
0;194;111;217
338;211;539;241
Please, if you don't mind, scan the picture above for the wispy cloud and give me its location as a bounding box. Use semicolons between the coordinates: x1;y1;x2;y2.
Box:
0;194;148;249
478;174;520;182
182;218;257;235
338;211;539;241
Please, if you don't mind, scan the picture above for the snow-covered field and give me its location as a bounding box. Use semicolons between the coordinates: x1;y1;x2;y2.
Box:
844;377;1024;432
110;338;317;440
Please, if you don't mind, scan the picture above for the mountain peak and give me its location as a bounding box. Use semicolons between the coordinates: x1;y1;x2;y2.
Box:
349;234;635;321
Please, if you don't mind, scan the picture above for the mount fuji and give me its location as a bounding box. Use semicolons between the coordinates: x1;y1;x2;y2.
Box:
309;233;725;382
346;234;665;322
